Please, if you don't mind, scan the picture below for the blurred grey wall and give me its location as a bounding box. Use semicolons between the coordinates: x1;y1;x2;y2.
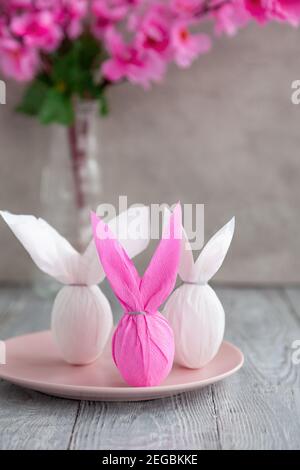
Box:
0;23;300;285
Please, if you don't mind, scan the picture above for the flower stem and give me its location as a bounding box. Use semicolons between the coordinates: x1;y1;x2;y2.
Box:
68;124;86;211
196;0;230;17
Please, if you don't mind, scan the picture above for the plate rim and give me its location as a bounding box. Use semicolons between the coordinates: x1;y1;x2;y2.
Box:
0;331;244;397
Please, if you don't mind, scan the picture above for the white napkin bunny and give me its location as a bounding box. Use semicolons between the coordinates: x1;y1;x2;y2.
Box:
164;217;235;369
1;207;149;365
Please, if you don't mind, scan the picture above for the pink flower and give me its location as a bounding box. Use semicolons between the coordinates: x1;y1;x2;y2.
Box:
214;1;250;36
0;38;39;81
11;11;63;52
55;0;88;39
135;6;172;59
245;0;300;25
102;28;166;88
37;1;61;7
0;18;9;39
171;0;203;17
244;0;274;23
277;0;300;24
171;22;211;68
92;0;129;37
8;0;32;9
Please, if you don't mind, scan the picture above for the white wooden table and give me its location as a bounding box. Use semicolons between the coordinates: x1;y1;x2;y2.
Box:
0;285;300;450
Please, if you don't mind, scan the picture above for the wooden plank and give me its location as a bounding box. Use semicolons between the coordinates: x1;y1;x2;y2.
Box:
69;286;221;450
0;287;26;334
0;287;50;338
0;288;79;450
69;388;220;450
1;287;300;450
283;287;300;321
70;288;300;450
214;288;300;450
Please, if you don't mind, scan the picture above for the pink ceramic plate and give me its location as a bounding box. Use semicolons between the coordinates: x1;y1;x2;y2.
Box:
0;331;244;401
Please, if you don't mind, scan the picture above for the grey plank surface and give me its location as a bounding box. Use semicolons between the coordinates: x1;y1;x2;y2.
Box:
0;286;300;450
0;288;79;450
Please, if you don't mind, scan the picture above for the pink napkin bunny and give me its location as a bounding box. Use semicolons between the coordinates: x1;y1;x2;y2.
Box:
91;204;182;387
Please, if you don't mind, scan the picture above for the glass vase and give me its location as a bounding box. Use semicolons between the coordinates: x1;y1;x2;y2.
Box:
37;100;102;295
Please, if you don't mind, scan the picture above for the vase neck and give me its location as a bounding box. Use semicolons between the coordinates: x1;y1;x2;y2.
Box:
68;100;101;252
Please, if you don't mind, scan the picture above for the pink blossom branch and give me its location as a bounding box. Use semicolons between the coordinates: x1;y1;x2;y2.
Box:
1;0;299;94
198;0;231;17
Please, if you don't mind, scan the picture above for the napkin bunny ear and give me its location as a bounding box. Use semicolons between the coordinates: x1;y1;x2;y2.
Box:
91;212;143;313
178;224;197;283
92;203;182;314
162;207;196;284
140;203;182;313
194;217;235;284
82;206;150;285
1;207;150;285
0;211;79;284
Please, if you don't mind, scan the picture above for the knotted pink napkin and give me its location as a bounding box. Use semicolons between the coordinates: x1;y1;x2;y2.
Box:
91;204;182;387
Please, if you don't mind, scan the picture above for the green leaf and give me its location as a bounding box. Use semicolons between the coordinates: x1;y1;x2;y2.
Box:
50;35;102;99
98;94;109;117
16;80;49;116
39;89;74;126
78;34;101;69
16;34;109;125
